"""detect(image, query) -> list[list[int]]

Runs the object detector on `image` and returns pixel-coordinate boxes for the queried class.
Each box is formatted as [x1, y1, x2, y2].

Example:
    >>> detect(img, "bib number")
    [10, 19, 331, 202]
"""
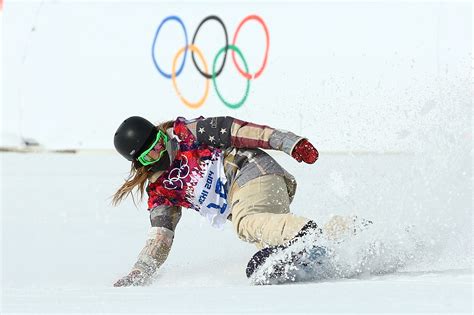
[207, 178, 228, 214]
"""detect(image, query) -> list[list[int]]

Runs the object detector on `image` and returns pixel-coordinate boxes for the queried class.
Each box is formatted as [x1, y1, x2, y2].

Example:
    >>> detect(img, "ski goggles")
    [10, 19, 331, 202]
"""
[137, 130, 169, 166]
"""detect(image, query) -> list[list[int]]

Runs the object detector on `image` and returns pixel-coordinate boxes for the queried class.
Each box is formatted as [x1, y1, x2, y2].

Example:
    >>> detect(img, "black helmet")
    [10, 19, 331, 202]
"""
[114, 116, 157, 161]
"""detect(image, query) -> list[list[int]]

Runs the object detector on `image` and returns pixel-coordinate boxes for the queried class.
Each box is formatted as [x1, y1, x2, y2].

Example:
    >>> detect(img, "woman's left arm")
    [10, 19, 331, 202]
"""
[186, 116, 318, 164]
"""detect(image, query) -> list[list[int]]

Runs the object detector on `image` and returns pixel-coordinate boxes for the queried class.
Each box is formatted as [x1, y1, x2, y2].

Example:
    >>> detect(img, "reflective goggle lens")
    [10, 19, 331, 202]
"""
[137, 130, 168, 166]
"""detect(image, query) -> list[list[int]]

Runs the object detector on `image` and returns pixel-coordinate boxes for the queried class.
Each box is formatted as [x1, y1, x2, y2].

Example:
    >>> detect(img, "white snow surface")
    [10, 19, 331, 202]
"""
[1, 152, 472, 313]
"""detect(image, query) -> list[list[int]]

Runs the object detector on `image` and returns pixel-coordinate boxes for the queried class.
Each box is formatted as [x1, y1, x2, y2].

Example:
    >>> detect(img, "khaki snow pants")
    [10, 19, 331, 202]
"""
[229, 174, 310, 249]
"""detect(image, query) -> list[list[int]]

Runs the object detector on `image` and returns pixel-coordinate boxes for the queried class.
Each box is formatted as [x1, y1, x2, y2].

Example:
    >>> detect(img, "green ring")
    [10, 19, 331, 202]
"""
[212, 45, 250, 109]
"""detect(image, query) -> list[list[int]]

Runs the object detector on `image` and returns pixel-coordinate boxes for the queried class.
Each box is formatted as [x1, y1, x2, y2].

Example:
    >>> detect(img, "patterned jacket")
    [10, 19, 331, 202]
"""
[132, 116, 306, 277]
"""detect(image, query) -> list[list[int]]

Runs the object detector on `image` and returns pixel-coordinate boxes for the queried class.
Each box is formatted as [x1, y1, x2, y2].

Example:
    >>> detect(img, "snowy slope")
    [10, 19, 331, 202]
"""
[1, 152, 472, 313]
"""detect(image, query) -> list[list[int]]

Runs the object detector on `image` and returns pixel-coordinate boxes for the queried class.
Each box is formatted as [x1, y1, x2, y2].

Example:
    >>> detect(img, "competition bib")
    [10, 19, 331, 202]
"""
[191, 151, 230, 228]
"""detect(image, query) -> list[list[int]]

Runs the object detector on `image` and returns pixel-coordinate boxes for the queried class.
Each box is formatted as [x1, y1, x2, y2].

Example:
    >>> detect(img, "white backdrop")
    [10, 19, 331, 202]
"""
[2, 0, 471, 153]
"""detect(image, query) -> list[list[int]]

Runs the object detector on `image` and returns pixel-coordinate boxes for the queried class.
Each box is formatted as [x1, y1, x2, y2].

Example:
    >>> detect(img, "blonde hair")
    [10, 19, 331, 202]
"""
[112, 120, 174, 206]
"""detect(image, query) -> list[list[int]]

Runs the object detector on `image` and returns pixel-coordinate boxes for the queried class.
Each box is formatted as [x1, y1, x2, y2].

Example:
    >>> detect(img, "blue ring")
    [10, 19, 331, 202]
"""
[151, 16, 188, 79]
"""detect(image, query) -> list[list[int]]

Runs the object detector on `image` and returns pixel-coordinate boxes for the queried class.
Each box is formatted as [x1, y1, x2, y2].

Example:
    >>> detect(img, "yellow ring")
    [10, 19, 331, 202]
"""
[172, 44, 209, 109]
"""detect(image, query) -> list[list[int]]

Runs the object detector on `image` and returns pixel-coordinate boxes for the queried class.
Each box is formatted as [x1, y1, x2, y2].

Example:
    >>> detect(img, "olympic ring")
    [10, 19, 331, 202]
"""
[232, 15, 270, 80]
[164, 156, 190, 190]
[191, 15, 228, 79]
[151, 14, 270, 109]
[212, 45, 250, 109]
[151, 15, 188, 79]
[172, 45, 210, 109]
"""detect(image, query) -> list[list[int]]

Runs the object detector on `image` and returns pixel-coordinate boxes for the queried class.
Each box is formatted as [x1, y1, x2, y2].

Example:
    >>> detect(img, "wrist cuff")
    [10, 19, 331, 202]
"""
[133, 258, 156, 277]
[269, 129, 305, 155]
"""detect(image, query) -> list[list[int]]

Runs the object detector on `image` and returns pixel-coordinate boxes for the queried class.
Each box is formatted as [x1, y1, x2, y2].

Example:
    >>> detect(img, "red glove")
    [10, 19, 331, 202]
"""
[291, 139, 318, 164]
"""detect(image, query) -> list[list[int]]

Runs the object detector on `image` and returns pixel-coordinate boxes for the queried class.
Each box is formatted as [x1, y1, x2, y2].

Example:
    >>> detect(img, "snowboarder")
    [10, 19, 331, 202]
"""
[112, 116, 348, 286]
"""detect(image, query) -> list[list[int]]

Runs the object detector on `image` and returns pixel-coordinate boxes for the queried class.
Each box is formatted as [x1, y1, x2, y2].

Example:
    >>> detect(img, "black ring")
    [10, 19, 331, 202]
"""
[191, 15, 228, 79]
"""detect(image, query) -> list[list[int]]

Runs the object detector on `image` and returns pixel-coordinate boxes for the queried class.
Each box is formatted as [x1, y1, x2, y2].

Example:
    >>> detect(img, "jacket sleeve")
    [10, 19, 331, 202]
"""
[186, 116, 306, 156]
[130, 206, 182, 277]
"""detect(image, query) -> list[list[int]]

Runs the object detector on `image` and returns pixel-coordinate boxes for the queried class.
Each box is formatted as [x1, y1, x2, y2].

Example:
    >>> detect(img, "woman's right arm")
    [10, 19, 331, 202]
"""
[113, 206, 182, 287]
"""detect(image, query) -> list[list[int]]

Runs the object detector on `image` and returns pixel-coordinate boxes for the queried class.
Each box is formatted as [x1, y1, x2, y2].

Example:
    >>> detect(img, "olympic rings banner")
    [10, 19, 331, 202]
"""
[151, 15, 270, 109]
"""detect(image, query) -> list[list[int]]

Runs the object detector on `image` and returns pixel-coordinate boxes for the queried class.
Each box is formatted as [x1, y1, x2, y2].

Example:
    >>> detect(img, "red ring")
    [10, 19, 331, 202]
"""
[231, 15, 270, 80]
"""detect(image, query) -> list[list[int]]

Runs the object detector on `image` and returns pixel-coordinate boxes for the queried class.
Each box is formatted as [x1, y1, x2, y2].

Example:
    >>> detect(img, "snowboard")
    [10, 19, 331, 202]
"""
[246, 216, 374, 285]
[246, 239, 329, 285]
